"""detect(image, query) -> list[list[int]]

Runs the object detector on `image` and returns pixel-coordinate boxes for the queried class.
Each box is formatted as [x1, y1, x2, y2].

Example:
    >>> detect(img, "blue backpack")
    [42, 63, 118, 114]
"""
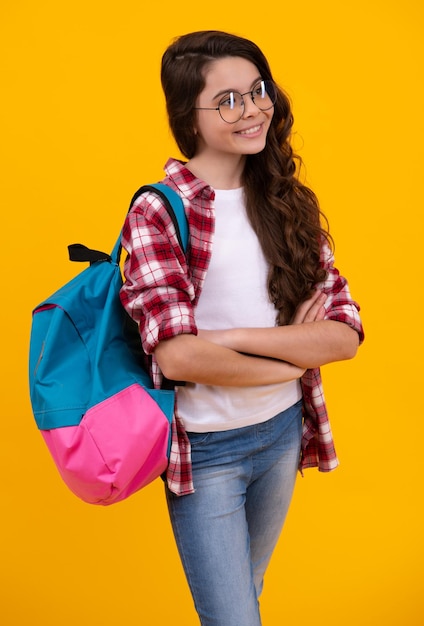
[28, 184, 188, 505]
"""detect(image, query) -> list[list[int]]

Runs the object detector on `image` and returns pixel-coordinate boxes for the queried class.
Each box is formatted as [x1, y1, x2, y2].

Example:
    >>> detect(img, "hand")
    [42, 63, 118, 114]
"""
[291, 290, 327, 325]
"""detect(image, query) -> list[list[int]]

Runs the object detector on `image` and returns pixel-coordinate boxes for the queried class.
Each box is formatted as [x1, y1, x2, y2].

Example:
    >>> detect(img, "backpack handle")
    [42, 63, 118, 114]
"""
[68, 184, 189, 266]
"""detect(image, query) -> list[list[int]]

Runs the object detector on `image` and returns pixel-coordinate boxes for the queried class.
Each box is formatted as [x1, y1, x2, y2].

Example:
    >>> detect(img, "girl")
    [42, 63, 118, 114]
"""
[120, 30, 364, 626]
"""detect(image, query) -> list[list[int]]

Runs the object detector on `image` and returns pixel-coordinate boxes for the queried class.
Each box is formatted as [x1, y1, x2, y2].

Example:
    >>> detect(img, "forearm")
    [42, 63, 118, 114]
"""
[154, 333, 305, 387]
[202, 320, 359, 369]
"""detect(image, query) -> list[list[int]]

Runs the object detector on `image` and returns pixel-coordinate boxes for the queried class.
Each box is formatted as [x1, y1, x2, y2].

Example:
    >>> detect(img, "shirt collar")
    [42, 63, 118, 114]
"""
[164, 158, 215, 201]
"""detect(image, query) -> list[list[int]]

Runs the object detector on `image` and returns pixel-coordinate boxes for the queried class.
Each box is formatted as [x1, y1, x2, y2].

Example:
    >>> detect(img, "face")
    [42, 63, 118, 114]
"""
[193, 56, 274, 164]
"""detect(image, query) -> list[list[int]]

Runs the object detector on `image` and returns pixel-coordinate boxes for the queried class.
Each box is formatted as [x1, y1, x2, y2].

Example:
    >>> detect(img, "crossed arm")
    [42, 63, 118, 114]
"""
[154, 290, 359, 387]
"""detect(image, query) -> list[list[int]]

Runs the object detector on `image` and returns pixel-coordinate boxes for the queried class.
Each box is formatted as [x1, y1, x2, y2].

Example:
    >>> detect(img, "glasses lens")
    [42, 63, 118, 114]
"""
[218, 91, 244, 123]
[253, 80, 277, 110]
[217, 81, 277, 123]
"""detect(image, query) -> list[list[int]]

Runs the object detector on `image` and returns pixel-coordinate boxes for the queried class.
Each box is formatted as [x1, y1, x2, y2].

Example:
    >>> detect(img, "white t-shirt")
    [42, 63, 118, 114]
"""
[176, 187, 301, 432]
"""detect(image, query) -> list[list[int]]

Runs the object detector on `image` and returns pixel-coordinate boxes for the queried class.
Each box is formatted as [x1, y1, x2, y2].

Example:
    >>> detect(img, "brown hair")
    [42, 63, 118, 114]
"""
[161, 30, 332, 324]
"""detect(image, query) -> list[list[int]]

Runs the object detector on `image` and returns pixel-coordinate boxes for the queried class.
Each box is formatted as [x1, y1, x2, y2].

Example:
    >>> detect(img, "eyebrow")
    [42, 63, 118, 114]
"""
[212, 76, 263, 100]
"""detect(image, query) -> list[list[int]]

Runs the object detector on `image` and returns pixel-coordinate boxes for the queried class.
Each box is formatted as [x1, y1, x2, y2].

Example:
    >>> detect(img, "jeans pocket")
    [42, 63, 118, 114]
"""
[187, 431, 212, 448]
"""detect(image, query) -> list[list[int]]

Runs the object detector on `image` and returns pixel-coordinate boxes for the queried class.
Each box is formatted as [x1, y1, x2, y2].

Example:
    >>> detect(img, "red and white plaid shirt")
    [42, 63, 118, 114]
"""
[120, 158, 364, 495]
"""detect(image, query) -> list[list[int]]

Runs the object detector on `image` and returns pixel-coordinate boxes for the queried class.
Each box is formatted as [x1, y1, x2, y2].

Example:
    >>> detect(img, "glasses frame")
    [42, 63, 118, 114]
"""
[194, 80, 277, 124]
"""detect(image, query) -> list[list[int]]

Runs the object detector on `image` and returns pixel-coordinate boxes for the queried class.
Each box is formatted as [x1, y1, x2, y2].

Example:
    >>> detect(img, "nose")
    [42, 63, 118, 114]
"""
[241, 94, 261, 118]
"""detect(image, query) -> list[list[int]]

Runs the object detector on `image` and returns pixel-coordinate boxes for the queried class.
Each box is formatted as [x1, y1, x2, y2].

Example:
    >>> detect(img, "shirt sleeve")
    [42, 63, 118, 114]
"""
[119, 194, 197, 355]
[319, 242, 365, 344]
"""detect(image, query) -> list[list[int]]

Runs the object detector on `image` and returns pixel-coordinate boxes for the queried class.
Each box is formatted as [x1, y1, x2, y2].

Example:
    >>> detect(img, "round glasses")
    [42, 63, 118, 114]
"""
[194, 80, 277, 124]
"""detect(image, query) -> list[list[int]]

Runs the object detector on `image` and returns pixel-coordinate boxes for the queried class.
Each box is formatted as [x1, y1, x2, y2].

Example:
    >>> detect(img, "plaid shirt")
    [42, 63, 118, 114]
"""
[120, 158, 364, 495]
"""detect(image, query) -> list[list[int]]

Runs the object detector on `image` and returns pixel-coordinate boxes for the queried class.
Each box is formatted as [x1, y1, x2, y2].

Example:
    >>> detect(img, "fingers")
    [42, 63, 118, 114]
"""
[304, 290, 327, 322]
[292, 290, 327, 324]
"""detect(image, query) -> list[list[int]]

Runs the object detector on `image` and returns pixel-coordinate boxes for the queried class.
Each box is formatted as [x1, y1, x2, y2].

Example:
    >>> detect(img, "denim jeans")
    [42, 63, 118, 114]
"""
[165, 399, 303, 626]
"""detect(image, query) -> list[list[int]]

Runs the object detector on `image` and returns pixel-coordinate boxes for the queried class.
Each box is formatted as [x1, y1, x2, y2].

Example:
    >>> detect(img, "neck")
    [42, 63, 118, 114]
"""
[187, 153, 245, 190]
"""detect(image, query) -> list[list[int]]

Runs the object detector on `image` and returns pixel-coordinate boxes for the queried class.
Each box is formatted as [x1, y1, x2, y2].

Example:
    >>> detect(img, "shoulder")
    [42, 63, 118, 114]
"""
[126, 186, 181, 240]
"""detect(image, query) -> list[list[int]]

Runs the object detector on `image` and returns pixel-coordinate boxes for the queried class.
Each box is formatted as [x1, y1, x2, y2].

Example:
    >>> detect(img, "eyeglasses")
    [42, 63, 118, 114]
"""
[194, 80, 277, 124]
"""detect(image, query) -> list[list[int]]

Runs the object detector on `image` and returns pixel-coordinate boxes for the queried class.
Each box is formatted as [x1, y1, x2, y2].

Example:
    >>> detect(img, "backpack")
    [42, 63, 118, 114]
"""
[28, 184, 189, 506]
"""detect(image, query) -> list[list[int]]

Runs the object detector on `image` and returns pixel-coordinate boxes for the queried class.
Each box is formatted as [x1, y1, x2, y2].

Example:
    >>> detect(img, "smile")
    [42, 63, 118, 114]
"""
[236, 124, 262, 136]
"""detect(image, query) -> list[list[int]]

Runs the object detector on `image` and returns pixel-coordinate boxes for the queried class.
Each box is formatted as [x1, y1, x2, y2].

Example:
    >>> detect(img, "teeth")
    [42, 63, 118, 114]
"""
[239, 125, 261, 135]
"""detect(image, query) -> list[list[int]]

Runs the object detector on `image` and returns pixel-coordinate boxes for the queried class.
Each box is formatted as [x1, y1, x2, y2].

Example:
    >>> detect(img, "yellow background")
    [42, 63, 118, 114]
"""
[1, 1, 423, 624]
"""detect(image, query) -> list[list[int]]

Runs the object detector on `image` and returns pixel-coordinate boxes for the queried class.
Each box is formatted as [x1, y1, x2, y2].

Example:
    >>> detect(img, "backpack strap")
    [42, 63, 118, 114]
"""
[125, 184, 190, 390]
[68, 183, 189, 266]
[137, 184, 189, 253]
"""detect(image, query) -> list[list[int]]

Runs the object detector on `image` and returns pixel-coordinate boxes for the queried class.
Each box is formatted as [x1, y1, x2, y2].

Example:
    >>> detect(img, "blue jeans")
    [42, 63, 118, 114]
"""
[165, 399, 303, 626]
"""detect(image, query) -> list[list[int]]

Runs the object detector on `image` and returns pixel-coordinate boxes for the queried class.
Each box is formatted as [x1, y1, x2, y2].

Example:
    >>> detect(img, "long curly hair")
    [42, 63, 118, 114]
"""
[161, 30, 332, 324]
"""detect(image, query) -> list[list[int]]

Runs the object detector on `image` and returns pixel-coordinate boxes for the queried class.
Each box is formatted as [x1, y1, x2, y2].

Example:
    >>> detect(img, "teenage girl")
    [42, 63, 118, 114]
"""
[120, 30, 364, 626]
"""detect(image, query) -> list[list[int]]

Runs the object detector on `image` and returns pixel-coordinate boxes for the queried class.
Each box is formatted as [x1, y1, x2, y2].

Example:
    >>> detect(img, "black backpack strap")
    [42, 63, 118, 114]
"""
[131, 185, 189, 390]
[129, 184, 188, 252]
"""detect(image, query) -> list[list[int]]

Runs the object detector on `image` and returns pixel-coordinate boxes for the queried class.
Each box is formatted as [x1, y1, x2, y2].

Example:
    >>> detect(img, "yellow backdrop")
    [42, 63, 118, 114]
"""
[1, 1, 423, 624]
